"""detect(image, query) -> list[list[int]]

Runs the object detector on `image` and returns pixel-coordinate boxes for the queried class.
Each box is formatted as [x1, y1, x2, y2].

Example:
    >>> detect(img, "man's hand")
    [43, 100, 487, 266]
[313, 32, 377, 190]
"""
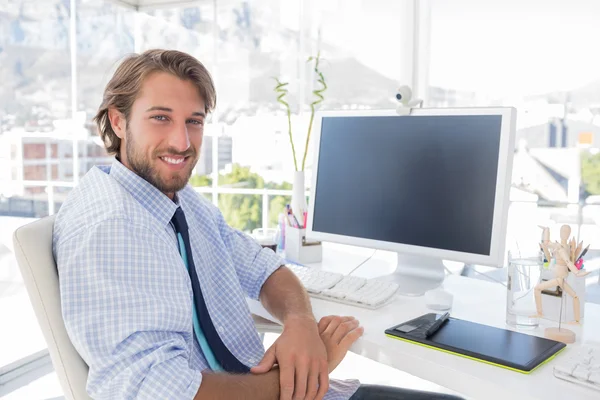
[318, 316, 363, 373]
[251, 314, 329, 400]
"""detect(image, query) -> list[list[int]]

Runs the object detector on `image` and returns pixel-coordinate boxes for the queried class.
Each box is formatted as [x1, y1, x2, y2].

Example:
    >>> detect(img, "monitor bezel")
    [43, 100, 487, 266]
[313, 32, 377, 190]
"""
[306, 107, 516, 267]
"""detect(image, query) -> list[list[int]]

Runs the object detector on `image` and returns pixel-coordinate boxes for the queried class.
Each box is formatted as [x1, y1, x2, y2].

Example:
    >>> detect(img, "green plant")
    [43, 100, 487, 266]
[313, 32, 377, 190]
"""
[273, 51, 327, 171]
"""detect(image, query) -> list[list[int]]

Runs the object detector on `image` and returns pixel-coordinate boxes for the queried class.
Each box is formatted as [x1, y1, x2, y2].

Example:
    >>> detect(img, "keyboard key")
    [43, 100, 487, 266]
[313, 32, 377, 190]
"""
[554, 345, 600, 392]
[573, 366, 590, 381]
[345, 280, 399, 306]
[286, 264, 399, 309]
[321, 276, 367, 299]
[554, 360, 578, 375]
[287, 264, 343, 293]
[321, 290, 349, 299]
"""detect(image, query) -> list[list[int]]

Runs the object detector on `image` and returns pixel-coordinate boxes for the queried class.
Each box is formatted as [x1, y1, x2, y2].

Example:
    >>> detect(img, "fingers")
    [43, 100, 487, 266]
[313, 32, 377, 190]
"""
[292, 358, 308, 400]
[316, 360, 329, 399]
[322, 316, 354, 338]
[318, 315, 356, 334]
[339, 326, 364, 350]
[279, 361, 294, 400]
[332, 319, 360, 345]
[318, 315, 335, 333]
[250, 345, 277, 374]
[305, 361, 320, 400]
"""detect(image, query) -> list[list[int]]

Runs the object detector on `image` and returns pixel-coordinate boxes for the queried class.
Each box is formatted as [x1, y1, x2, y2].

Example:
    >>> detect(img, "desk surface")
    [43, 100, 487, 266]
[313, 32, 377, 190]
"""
[248, 243, 600, 400]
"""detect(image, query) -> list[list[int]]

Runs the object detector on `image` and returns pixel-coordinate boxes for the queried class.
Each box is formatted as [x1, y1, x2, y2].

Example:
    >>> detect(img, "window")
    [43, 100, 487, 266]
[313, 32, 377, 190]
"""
[310, 0, 407, 111]
[23, 165, 47, 181]
[427, 0, 600, 276]
[22, 143, 46, 160]
[50, 143, 58, 158]
[51, 164, 59, 180]
[0, 0, 73, 379]
[185, 0, 413, 231]
[184, 0, 304, 230]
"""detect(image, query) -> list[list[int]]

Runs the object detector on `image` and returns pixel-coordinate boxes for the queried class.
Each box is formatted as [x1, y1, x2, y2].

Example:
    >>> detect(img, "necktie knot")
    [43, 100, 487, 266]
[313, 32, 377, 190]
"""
[171, 207, 189, 234]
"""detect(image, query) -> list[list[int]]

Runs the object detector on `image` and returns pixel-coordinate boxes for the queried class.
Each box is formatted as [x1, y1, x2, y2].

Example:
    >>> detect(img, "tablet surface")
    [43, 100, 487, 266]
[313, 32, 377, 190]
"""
[385, 313, 566, 373]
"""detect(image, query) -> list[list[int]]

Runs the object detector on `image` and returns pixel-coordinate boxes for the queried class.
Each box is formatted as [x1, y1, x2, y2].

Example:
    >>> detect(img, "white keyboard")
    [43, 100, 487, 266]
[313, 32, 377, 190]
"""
[287, 264, 399, 309]
[554, 345, 600, 392]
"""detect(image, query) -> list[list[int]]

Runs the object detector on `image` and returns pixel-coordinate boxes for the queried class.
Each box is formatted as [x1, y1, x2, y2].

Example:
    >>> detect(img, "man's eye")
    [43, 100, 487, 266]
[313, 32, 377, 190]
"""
[152, 115, 168, 121]
[187, 119, 204, 125]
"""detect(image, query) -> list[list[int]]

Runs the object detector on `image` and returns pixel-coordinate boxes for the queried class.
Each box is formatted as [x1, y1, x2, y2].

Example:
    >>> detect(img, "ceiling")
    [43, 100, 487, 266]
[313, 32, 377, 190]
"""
[109, 0, 211, 11]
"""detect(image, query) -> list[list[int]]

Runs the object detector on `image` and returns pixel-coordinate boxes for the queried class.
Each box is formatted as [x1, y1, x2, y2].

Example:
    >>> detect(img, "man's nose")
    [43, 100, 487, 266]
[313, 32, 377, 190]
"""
[168, 122, 191, 152]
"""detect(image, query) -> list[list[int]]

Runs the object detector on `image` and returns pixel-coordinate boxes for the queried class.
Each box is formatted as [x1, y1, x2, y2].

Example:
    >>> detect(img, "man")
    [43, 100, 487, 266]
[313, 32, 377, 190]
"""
[54, 49, 463, 400]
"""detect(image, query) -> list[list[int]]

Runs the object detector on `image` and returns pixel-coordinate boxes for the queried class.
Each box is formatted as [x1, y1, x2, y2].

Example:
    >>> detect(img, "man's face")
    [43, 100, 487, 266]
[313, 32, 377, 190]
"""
[110, 71, 206, 199]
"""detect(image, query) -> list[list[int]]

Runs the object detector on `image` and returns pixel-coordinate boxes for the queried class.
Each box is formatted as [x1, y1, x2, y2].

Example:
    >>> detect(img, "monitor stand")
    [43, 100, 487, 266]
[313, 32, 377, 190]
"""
[383, 253, 446, 296]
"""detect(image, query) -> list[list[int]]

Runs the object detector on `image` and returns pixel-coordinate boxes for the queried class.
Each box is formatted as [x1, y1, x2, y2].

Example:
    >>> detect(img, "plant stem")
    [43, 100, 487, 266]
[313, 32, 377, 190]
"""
[274, 78, 298, 171]
[286, 106, 298, 171]
[301, 53, 326, 171]
[303, 109, 315, 172]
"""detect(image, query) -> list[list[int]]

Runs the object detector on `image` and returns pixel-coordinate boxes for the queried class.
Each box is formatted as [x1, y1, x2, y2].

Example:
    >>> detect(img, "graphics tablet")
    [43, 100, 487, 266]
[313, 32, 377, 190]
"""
[385, 313, 566, 373]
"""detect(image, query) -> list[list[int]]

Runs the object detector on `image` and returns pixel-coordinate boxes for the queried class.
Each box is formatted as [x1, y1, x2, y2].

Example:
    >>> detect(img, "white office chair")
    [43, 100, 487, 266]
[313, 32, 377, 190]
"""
[12, 215, 282, 400]
[13, 215, 91, 400]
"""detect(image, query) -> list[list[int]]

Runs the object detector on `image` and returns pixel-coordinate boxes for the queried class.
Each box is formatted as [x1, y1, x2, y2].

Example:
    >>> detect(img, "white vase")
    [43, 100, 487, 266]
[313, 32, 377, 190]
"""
[291, 170, 307, 227]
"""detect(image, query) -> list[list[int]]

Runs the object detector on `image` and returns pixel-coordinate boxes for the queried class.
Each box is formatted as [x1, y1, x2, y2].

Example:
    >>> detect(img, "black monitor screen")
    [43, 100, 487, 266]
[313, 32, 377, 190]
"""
[312, 114, 503, 256]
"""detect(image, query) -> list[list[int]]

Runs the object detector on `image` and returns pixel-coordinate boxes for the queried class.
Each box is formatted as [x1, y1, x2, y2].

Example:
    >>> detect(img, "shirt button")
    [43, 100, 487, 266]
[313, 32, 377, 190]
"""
[248, 357, 256, 364]
[218, 326, 225, 333]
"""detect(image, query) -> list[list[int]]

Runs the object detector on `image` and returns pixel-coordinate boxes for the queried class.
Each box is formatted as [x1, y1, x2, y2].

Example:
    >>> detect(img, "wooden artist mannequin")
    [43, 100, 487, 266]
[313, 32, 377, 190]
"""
[533, 225, 589, 324]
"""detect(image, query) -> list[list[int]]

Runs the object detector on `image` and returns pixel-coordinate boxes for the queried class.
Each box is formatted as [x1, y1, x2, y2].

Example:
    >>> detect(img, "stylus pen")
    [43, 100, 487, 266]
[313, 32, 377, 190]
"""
[425, 312, 450, 338]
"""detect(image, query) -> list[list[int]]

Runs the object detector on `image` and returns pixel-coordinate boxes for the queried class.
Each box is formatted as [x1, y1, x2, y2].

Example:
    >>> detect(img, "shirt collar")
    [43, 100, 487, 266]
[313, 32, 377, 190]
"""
[109, 158, 179, 227]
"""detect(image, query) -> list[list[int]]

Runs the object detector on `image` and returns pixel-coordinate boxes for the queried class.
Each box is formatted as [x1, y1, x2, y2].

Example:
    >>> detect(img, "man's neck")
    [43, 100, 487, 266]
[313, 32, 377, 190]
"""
[115, 155, 177, 202]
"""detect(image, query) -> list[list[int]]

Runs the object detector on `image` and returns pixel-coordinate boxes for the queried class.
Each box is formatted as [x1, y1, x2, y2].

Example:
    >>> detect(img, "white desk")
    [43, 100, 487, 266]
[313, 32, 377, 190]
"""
[249, 244, 600, 400]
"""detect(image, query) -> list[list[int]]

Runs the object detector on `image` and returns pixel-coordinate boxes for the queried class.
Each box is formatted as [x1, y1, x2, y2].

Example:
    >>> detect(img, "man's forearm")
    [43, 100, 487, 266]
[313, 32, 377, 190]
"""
[259, 265, 313, 323]
[194, 369, 280, 399]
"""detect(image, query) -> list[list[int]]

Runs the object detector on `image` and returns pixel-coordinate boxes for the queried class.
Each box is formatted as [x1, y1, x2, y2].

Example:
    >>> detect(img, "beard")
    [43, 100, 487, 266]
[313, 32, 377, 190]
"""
[125, 125, 199, 194]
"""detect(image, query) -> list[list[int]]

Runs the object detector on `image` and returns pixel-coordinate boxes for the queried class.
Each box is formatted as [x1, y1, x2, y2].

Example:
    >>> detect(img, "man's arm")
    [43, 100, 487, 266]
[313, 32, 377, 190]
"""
[213, 205, 329, 399]
[251, 266, 329, 400]
[56, 219, 205, 399]
[259, 265, 313, 323]
[195, 369, 280, 399]
[195, 314, 364, 400]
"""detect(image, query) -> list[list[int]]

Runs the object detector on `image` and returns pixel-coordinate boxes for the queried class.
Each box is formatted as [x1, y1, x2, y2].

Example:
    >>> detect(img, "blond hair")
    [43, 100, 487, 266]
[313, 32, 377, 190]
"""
[94, 49, 216, 155]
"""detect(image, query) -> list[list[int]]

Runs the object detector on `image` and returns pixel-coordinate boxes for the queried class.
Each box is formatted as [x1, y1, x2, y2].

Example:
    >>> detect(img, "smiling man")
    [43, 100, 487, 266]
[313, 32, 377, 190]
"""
[52, 49, 364, 400]
[52, 49, 464, 400]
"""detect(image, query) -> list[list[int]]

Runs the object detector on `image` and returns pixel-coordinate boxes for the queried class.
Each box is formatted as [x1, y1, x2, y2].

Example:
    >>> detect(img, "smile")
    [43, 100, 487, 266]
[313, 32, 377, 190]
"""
[160, 156, 186, 165]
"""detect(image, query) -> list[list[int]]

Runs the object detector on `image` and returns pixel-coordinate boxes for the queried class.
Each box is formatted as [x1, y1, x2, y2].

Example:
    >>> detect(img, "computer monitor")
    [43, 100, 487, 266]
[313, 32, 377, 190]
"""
[306, 107, 516, 296]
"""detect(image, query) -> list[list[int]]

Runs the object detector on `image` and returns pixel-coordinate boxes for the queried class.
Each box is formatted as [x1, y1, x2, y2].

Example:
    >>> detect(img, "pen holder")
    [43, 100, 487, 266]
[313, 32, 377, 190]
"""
[285, 227, 322, 264]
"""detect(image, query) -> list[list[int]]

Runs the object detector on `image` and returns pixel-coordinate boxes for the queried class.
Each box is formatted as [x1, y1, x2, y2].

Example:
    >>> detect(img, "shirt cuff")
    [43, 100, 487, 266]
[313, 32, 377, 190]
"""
[250, 247, 285, 300]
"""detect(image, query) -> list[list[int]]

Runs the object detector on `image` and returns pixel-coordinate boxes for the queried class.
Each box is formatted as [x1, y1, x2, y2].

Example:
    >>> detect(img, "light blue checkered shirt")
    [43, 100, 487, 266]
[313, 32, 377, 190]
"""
[53, 159, 359, 399]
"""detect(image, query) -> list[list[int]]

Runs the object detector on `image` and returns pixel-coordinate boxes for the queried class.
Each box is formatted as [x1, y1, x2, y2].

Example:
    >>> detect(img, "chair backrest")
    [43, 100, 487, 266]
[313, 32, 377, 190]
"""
[12, 215, 92, 400]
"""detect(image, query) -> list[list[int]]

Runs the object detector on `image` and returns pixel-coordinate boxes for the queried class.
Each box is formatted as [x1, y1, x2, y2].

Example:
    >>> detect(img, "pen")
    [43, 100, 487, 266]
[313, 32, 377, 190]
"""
[286, 214, 295, 227]
[576, 244, 589, 262]
[292, 214, 301, 228]
[425, 312, 450, 338]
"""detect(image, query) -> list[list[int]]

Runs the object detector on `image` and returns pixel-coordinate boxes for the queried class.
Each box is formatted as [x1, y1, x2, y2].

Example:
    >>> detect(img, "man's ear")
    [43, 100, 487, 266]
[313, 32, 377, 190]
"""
[107, 108, 127, 139]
